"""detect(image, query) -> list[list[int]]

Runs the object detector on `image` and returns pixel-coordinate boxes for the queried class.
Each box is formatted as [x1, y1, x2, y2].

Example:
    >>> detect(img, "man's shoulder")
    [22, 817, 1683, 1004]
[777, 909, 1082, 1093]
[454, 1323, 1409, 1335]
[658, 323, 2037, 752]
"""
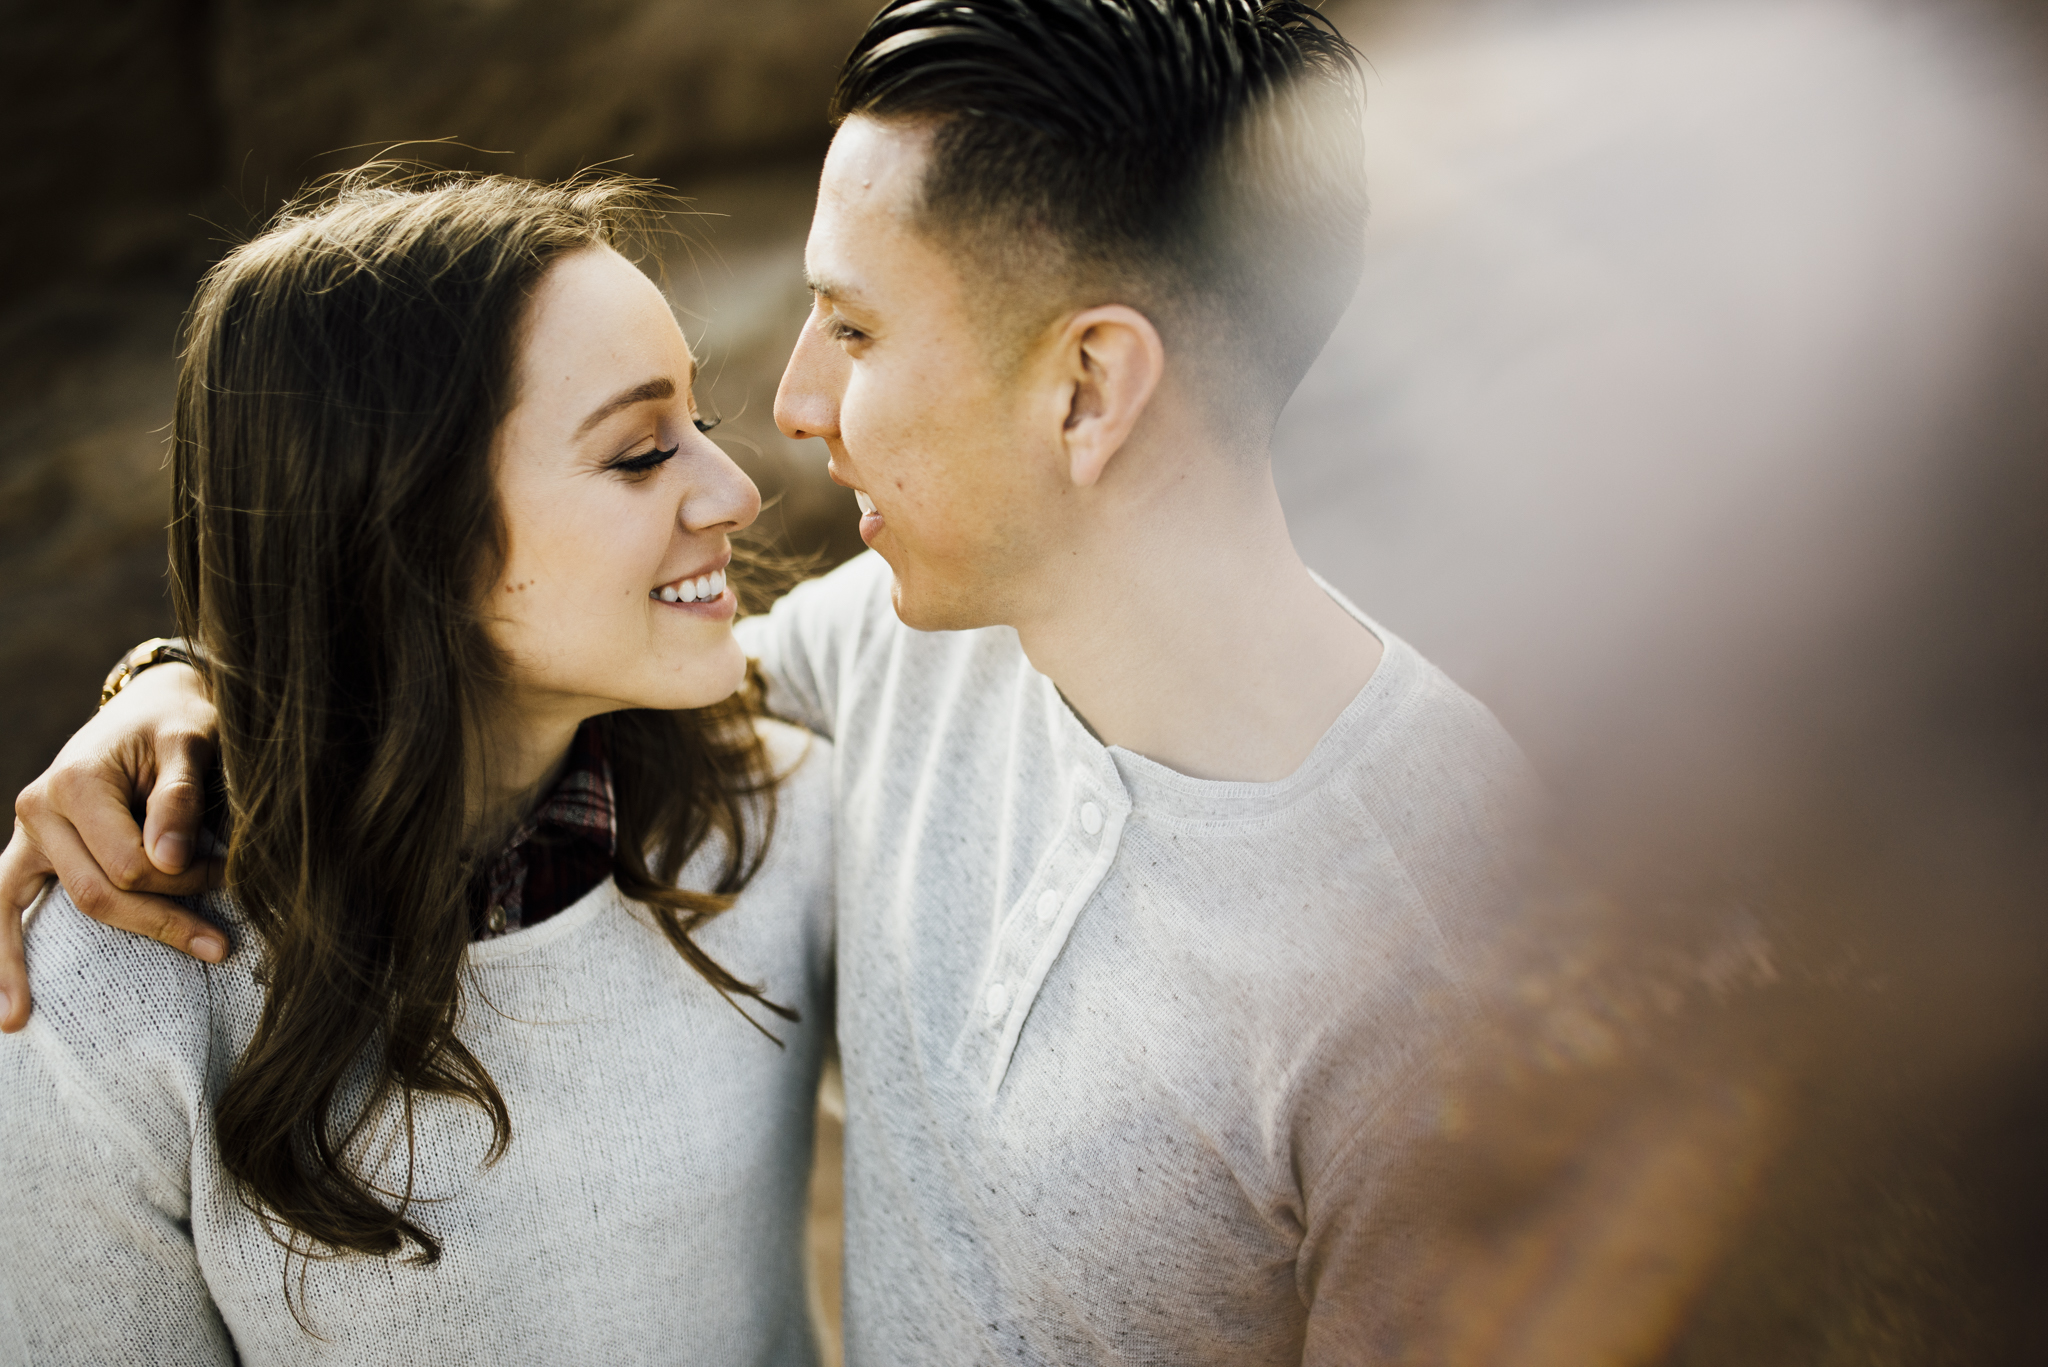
[754, 716, 834, 845]
[740, 551, 896, 652]
[1324, 633, 1542, 968]
[1236, 636, 1540, 963]
[1305, 577, 1536, 817]
[1350, 632, 1535, 806]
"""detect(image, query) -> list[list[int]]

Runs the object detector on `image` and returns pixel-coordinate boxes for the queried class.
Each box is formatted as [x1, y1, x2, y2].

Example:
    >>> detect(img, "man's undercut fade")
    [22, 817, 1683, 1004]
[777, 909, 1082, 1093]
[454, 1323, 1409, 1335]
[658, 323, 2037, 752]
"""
[832, 0, 1368, 425]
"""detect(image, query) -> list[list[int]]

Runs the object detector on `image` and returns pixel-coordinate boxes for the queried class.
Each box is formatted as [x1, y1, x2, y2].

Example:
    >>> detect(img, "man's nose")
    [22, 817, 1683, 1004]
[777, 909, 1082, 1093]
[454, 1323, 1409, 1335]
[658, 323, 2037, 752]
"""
[774, 308, 843, 443]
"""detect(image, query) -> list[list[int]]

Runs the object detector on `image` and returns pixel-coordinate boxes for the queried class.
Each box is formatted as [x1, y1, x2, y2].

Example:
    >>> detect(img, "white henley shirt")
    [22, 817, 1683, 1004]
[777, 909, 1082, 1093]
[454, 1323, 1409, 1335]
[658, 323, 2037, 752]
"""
[738, 552, 1537, 1366]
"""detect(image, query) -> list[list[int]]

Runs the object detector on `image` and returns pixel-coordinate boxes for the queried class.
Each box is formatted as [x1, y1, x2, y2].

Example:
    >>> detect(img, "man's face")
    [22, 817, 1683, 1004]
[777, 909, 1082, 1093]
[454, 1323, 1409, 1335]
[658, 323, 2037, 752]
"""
[775, 117, 1065, 631]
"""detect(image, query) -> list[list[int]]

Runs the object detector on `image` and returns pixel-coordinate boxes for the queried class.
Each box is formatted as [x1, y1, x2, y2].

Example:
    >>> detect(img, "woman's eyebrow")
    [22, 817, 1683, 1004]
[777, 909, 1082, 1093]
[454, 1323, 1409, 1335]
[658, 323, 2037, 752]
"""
[575, 375, 677, 438]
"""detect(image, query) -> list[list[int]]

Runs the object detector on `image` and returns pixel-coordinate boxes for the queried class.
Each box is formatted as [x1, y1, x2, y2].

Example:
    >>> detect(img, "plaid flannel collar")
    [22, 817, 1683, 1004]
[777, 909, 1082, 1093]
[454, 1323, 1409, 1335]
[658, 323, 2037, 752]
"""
[472, 719, 617, 939]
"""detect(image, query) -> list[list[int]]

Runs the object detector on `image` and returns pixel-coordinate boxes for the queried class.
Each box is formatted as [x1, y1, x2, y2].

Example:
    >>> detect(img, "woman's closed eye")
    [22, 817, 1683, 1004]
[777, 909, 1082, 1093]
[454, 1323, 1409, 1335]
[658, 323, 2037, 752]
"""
[607, 444, 679, 477]
[605, 417, 719, 477]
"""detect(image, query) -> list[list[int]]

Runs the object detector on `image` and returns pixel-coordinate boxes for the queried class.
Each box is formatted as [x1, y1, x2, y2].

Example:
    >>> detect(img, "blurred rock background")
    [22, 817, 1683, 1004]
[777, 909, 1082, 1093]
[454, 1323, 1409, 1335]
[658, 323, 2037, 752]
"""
[5, 0, 2047, 1362]
[0, 0, 884, 803]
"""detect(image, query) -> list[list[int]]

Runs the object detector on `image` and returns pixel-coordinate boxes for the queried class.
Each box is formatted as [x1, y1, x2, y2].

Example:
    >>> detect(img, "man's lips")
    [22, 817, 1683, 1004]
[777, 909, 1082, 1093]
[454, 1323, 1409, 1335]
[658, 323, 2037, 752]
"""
[852, 489, 884, 546]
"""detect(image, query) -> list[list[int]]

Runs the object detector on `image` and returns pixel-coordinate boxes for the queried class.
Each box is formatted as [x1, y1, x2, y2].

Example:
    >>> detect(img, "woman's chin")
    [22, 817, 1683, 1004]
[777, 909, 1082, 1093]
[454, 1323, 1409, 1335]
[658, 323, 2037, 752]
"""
[644, 636, 750, 713]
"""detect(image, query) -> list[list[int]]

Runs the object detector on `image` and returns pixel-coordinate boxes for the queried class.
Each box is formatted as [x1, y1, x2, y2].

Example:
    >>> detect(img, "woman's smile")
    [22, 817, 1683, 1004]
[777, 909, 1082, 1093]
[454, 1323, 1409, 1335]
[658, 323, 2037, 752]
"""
[650, 564, 732, 611]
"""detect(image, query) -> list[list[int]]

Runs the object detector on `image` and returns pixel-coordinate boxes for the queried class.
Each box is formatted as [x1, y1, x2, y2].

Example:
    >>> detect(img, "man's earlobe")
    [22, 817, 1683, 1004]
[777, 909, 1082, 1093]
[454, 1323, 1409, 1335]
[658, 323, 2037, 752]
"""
[1060, 305, 1164, 488]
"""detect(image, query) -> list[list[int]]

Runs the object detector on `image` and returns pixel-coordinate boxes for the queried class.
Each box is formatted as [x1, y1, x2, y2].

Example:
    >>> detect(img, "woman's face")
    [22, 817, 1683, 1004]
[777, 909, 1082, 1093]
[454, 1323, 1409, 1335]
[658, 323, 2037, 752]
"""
[487, 246, 760, 730]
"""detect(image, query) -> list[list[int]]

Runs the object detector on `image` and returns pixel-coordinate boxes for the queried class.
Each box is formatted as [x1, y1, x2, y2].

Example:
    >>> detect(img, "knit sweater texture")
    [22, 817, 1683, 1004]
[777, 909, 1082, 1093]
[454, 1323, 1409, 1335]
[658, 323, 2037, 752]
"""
[0, 720, 834, 1366]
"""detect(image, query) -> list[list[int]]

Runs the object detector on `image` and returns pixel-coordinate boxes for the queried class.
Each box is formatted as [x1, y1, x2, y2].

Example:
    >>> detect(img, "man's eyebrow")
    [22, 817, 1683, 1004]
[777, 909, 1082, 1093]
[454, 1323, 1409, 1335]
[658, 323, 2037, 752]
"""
[573, 372, 682, 438]
[806, 272, 863, 304]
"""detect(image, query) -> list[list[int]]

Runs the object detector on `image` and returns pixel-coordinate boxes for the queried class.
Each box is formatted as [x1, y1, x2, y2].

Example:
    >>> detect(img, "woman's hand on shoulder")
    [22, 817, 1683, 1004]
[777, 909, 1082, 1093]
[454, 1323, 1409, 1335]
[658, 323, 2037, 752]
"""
[1, 663, 226, 1032]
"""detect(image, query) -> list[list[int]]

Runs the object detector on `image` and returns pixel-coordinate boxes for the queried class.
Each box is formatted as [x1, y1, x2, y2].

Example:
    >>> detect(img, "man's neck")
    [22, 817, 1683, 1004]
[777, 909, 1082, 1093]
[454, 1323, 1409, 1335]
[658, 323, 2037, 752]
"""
[1011, 455, 1383, 784]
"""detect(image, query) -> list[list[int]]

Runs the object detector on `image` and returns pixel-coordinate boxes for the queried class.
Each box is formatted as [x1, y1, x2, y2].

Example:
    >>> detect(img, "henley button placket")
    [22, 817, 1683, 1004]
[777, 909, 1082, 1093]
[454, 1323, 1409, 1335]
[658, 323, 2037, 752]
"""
[963, 768, 1133, 1093]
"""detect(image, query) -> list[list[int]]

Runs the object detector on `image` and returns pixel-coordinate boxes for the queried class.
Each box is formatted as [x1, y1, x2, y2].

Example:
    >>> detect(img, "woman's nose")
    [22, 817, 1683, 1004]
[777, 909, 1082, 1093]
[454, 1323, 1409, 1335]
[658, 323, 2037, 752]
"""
[679, 434, 762, 535]
[774, 309, 844, 443]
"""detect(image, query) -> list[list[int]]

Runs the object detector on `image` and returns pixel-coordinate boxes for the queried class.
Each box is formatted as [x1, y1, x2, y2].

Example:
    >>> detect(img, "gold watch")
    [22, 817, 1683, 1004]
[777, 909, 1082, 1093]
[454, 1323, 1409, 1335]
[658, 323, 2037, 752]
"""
[98, 637, 202, 709]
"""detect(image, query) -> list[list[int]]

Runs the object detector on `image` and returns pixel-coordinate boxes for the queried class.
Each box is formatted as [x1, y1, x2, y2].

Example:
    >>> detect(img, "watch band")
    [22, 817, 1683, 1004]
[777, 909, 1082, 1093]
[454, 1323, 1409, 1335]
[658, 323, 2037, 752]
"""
[98, 637, 203, 709]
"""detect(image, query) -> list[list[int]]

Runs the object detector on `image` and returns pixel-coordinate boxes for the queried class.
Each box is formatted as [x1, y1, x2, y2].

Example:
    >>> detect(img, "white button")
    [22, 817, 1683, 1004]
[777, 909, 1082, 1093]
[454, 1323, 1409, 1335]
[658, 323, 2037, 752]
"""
[1036, 890, 1061, 922]
[1079, 801, 1104, 835]
[985, 982, 1010, 1018]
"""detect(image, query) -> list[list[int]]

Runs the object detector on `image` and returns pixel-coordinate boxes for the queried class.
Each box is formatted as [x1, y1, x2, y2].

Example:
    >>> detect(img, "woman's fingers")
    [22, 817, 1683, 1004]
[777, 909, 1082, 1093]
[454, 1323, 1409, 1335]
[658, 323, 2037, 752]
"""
[0, 825, 53, 1031]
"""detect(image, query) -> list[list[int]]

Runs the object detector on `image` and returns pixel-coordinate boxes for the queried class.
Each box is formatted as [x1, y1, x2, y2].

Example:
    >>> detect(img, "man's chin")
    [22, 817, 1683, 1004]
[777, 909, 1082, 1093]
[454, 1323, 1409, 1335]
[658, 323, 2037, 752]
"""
[884, 561, 1000, 634]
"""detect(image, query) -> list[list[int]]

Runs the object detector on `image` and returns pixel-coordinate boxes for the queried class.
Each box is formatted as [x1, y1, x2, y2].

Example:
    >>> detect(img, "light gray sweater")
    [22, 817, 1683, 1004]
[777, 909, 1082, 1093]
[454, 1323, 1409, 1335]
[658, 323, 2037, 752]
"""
[0, 720, 834, 1366]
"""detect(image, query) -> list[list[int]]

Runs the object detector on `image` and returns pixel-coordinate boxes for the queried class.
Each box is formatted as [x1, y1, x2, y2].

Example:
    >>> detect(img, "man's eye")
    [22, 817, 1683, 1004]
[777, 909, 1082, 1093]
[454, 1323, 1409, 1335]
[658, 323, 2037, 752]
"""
[609, 444, 678, 476]
[693, 416, 720, 434]
[825, 317, 869, 345]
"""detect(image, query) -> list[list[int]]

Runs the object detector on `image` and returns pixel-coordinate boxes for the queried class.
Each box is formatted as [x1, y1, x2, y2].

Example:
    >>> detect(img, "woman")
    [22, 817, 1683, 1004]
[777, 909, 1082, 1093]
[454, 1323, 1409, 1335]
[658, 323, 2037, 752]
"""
[0, 169, 834, 1363]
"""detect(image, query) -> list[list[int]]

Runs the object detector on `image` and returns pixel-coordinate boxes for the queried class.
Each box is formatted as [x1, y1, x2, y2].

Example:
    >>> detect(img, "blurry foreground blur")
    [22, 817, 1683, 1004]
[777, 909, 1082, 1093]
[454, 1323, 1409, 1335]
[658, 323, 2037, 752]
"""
[3, 0, 2045, 1361]
[1277, 2, 2048, 1360]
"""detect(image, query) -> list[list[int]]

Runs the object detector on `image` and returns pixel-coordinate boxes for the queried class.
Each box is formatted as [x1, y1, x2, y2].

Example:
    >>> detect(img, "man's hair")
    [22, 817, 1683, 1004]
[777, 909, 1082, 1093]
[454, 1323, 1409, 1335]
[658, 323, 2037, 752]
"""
[832, 0, 1368, 424]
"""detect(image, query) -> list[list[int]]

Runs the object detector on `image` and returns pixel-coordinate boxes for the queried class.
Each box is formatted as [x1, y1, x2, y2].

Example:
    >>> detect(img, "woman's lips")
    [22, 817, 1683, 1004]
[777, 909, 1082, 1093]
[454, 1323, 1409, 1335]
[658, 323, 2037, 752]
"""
[854, 489, 883, 545]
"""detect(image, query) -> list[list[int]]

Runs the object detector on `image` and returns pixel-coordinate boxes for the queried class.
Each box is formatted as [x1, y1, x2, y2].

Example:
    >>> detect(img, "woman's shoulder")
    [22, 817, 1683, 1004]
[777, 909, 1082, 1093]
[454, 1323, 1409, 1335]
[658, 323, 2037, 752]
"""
[6, 884, 244, 1166]
[19, 883, 236, 1039]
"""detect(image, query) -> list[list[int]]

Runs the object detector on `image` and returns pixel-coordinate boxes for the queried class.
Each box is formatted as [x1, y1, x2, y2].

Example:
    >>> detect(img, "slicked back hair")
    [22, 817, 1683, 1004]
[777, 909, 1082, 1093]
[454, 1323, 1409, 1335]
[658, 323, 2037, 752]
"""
[831, 0, 1368, 430]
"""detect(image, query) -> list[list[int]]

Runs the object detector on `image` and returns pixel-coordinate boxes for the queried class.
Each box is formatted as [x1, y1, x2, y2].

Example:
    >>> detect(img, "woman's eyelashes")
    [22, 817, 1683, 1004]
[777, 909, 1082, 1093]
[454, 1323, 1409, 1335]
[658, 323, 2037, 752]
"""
[608, 443, 679, 477]
[605, 415, 716, 476]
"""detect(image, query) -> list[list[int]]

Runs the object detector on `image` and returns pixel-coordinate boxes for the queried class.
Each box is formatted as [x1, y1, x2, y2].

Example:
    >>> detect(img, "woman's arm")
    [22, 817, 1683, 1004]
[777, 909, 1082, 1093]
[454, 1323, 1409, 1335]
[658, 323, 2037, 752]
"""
[0, 662, 225, 1031]
[0, 1009, 234, 1363]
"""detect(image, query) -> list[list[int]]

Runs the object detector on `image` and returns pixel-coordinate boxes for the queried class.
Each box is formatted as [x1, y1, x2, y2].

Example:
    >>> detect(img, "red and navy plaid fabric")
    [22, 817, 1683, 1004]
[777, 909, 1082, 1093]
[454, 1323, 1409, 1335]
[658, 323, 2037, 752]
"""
[471, 720, 617, 939]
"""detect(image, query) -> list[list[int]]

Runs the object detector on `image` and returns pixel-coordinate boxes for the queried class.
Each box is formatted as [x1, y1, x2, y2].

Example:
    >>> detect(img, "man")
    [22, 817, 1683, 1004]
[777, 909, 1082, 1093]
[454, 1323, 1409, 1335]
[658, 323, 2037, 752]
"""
[3, 2, 1533, 1360]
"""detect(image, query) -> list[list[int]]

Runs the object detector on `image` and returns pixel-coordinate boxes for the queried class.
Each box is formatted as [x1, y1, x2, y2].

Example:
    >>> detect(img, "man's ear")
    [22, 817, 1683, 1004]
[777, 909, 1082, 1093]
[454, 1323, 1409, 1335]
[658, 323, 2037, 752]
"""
[1057, 305, 1164, 488]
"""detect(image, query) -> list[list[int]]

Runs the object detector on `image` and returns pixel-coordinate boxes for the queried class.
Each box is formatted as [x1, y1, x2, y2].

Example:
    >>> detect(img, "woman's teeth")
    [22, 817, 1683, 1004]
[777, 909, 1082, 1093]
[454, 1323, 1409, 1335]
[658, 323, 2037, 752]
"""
[854, 490, 876, 516]
[652, 568, 726, 604]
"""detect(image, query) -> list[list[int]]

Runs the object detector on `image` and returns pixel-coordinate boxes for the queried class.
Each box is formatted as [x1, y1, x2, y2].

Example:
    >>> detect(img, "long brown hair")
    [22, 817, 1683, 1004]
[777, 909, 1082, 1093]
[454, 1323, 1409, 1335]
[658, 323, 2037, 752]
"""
[168, 167, 785, 1267]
